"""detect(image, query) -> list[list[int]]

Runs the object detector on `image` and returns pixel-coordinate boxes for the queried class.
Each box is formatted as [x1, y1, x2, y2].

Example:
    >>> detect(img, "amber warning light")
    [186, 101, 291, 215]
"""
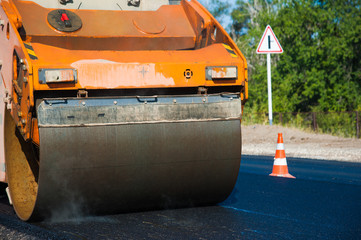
[39, 69, 77, 84]
[206, 66, 237, 80]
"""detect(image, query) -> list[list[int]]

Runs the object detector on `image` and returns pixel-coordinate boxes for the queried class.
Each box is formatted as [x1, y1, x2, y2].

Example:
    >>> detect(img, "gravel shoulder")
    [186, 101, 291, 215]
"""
[242, 124, 361, 163]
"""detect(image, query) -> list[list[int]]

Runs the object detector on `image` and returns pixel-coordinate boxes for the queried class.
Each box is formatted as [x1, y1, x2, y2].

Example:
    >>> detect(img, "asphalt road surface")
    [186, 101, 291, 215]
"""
[0, 155, 360, 240]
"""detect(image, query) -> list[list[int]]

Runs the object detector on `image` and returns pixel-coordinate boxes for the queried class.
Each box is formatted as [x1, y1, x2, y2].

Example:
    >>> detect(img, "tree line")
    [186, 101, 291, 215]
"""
[208, 0, 361, 113]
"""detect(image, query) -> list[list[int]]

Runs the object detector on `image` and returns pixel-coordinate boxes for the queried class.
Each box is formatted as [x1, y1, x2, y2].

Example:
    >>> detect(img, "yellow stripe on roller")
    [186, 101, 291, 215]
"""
[222, 44, 233, 51]
[222, 44, 238, 58]
[26, 49, 36, 56]
[24, 43, 38, 60]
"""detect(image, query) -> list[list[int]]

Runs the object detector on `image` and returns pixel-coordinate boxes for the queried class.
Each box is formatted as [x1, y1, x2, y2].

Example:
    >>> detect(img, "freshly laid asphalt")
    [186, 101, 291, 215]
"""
[1, 155, 360, 240]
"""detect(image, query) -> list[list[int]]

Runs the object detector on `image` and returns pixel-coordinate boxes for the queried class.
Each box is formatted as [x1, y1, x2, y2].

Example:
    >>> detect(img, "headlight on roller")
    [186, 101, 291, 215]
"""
[38, 69, 77, 84]
[206, 66, 237, 80]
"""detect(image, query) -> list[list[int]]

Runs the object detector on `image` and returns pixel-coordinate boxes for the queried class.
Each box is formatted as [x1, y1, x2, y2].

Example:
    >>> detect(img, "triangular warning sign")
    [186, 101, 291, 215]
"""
[256, 25, 283, 54]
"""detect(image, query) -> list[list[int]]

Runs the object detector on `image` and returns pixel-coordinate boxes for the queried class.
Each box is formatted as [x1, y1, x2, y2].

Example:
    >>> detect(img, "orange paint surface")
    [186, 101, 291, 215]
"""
[31, 118, 39, 146]
[30, 43, 245, 90]
[0, 0, 248, 146]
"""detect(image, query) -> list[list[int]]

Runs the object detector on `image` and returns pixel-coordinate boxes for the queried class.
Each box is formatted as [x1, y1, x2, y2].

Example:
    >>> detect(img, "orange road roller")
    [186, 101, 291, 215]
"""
[0, 0, 248, 221]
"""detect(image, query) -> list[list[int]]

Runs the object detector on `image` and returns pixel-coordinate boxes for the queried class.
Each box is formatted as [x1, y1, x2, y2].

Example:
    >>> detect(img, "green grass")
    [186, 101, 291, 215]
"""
[242, 109, 360, 138]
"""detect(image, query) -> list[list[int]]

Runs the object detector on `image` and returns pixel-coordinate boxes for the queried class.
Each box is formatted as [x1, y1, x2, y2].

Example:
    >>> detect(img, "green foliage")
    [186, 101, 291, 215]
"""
[230, 0, 361, 113]
[242, 110, 360, 138]
[316, 112, 358, 137]
[206, 0, 361, 137]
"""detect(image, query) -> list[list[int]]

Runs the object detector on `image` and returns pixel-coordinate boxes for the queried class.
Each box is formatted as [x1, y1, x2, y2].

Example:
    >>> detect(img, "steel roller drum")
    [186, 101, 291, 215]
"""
[28, 94, 242, 220]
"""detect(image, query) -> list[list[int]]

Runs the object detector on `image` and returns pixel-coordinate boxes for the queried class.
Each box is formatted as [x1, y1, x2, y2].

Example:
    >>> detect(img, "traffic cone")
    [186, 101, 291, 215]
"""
[269, 133, 295, 178]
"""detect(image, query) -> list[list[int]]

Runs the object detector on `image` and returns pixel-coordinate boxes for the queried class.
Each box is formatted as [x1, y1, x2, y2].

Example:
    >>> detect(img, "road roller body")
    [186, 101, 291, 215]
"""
[0, 0, 248, 221]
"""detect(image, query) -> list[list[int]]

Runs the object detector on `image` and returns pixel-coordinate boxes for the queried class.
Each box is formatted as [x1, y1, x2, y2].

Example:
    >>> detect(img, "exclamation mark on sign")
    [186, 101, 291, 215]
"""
[268, 35, 271, 49]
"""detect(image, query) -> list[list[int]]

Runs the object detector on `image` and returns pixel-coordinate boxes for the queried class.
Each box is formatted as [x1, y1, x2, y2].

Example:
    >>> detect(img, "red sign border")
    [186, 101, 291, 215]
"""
[256, 25, 283, 54]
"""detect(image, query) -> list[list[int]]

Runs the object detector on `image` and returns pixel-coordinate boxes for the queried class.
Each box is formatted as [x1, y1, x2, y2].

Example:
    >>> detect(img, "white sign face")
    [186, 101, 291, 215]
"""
[256, 25, 283, 54]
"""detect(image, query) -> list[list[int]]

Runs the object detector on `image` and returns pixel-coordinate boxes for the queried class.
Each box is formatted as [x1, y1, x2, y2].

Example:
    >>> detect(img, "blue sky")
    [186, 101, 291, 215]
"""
[197, 0, 237, 29]
[198, 0, 237, 7]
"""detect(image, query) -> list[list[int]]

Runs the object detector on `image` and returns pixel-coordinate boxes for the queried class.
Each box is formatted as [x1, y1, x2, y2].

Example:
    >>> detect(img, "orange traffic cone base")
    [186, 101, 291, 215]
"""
[269, 172, 296, 179]
[270, 164, 295, 178]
